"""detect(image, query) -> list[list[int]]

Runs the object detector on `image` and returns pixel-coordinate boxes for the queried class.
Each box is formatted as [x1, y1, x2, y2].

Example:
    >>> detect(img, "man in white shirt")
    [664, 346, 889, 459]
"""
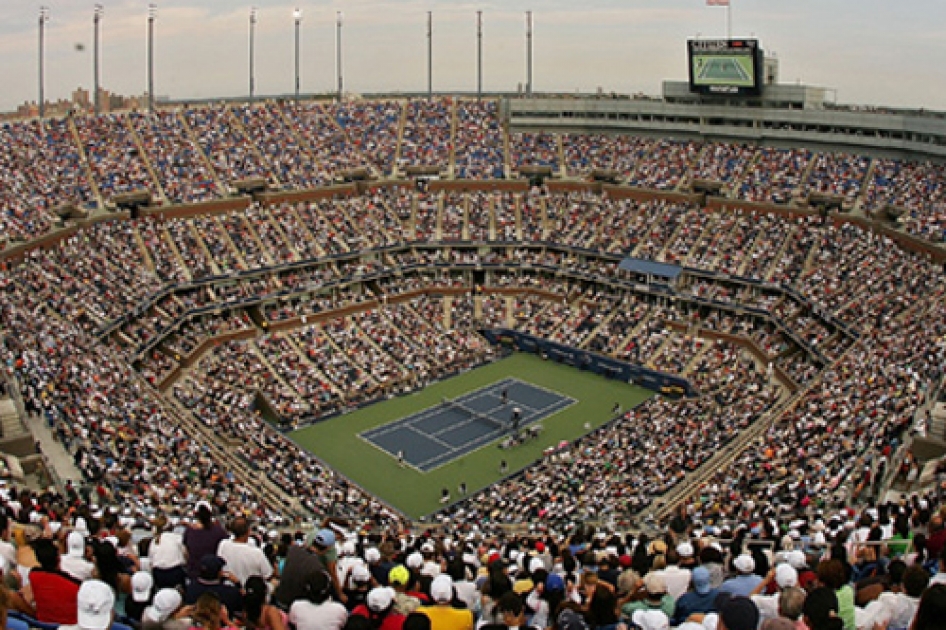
[60, 531, 95, 582]
[655, 547, 693, 600]
[216, 516, 273, 587]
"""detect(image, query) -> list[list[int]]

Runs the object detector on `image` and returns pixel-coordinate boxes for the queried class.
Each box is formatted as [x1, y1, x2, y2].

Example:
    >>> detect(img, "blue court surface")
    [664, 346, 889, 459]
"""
[359, 378, 575, 472]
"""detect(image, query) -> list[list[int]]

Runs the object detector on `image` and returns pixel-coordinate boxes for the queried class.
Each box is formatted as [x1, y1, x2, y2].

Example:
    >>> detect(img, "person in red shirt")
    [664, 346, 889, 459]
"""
[352, 587, 406, 630]
[27, 538, 82, 624]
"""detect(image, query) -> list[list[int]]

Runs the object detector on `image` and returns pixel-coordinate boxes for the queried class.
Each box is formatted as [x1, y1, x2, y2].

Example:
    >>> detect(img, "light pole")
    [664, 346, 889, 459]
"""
[427, 11, 432, 100]
[147, 4, 156, 112]
[293, 7, 302, 101]
[336, 11, 343, 101]
[249, 7, 257, 100]
[94, 4, 103, 115]
[476, 11, 482, 99]
[525, 10, 533, 97]
[38, 6, 49, 118]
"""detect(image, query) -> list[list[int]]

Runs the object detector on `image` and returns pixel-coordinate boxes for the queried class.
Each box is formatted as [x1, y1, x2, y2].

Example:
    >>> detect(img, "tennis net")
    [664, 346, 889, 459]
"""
[442, 398, 506, 432]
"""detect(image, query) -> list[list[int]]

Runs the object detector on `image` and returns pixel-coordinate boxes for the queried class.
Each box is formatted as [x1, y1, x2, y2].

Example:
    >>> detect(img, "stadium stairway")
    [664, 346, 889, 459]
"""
[176, 110, 228, 196]
[65, 117, 106, 211]
[123, 115, 168, 205]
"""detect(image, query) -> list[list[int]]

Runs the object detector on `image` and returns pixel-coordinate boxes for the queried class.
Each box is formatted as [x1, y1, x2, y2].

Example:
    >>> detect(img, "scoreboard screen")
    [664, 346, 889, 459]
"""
[688, 39, 763, 96]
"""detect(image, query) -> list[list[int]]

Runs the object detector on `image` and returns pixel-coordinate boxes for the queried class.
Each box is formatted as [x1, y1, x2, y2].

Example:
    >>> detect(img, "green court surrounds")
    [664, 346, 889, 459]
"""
[693, 53, 755, 86]
[289, 352, 654, 519]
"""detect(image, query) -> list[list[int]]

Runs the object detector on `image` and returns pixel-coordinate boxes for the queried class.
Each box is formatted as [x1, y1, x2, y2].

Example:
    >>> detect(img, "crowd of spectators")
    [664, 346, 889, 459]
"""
[0, 102, 944, 597]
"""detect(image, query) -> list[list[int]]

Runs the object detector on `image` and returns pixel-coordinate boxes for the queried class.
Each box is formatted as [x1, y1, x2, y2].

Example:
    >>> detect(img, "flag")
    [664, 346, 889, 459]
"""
[707, 0, 729, 5]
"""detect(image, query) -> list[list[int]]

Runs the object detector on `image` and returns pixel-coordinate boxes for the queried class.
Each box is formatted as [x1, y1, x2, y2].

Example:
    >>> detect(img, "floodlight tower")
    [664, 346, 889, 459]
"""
[147, 4, 157, 112]
[293, 7, 302, 100]
[94, 5, 104, 115]
[249, 7, 258, 100]
[38, 6, 49, 118]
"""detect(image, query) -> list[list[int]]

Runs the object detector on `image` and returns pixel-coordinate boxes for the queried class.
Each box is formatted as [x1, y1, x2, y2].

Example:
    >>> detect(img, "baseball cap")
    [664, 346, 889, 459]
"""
[406, 552, 424, 569]
[389, 565, 410, 586]
[352, 565, 371, 583]
[77, 580, 115, 630]
[367, 587, 395, 612]
[632, 610, 670, 630]
[199, 554, 225, 577]
[720, 597, 760, 630]
[131, 571, 153, 603]
[677, 542, 695, 558]
[430, 574, 453, 603]
[67, 531, 86, 557]
[365, 548, 381, 563]
[691, 566, 711, 595]
[311, 528, 336, 548]
[143, 588, 182, 623]
[546, 573, 565, 591]
[733, 554, 755, 574]
[644, 572, 667, 595]
[775, 564, 798, 589]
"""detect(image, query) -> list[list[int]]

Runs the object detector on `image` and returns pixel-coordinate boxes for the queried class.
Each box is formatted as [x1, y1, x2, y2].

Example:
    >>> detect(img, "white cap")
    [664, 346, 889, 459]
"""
[632, 610, 670, 630]
[368, 587, 395, 612]
[67, 531, 86, 557]
[430, 574, 453, 603]
[77, 580, 115, 630]
[676, 542, 694, 558]
[352, 565, 371, 582]
[406, 552, 423, 569]
[131, 571, 153, 603]
[733, 554, 755, 573]
[775, 564, 798, 589]
[143, 589, 182, 623]
[365, 548, 381, 563]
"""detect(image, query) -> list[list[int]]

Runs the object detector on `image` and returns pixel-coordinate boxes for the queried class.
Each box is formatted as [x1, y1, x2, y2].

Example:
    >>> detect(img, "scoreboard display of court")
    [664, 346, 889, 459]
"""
[688, 39, 763, 96]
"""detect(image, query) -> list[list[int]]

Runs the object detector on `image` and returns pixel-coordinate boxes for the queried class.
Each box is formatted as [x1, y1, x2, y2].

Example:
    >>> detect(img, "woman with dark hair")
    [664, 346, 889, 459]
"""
[183, 502, 228, 582]
[585, 584, 621, 630]
[479, 561, 513, 627]
[815, 559, 854, 630]
[912, 583, 946, 630]
[803, 587, 843, 630]
[289, 570, 348, 630]
[92, 539, 132, 598]
[243, 576, 287, 630]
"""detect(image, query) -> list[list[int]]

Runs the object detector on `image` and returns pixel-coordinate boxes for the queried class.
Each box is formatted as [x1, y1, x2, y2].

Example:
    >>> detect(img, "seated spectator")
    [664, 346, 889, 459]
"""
[803, 588, 844, 630]
[184, 555, 243, 619]
[621, 573, 674, 619]
[673, 567, 720, 625]
[243, 576, 287, 630]
[351, 586, 405, 630]
[61, 531, 94, 582]
[417, 575, 472, 630]
[58, 580, 115, 630]
[289, 570, 348, 630]
[720, 555, 762, 597]
[26, 538, 81, 624]
[718, 597, 760, 630]
[141, 588, 188, 630]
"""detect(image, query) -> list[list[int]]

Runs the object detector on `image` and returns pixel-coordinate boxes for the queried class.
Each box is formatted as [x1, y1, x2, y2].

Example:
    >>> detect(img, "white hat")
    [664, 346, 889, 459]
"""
[406, 552, 423, 569]
[342, 541, 356, 555]
[143, 588, 182, 623]
[775, 564, 798, 588]
[676, 542, 694, 558]
[632, 610, 670, 630]
[365, 548, 381, 563]
[430, 574, 453, 603]
[352, 565, 371, 583]
[786, 550, 806, 569]
[367, 587, 395, 612]
[74, 517, 89, 535]
[77, 580, 115, 630]
[131, 571, 153, 603]
[733, 554, 755, 574]
[529, 557, 544, 574]
[421, 542, 435, 553]
[67, 531, 86, 557]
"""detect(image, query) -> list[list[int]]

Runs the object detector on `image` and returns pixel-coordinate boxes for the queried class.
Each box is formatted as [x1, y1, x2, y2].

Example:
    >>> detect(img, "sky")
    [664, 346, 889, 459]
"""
[0, 0, 944, 113]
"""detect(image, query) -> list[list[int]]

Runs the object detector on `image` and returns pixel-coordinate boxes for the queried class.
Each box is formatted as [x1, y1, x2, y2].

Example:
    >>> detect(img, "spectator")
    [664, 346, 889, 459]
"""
[184, 555, 243, 619]
[289, 570, 349, 630]
[148, 515, 187, 591]
[142, 588, 188, 630]
[58, 580, 115, 630]
[184, 502, 229, 582]
[217, 516, 273, 587]
[417, 575, 472, 630]
[720, 555, 762, 597]
[26, 538, 80, 625]
[351, 586, 405, 630]
[673, 567, 720, 625]
[243, 576, 287, 630]
[803, 588, 844, 630]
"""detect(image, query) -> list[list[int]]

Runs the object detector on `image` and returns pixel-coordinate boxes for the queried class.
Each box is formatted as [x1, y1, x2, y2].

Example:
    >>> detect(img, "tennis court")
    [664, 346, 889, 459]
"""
[695, 55, 752, 84]
[360, 378, 574, 472]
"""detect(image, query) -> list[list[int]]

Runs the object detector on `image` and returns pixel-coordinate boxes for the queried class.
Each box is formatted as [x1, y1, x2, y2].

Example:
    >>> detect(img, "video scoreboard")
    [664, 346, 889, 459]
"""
[688, 39, 763, 96]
